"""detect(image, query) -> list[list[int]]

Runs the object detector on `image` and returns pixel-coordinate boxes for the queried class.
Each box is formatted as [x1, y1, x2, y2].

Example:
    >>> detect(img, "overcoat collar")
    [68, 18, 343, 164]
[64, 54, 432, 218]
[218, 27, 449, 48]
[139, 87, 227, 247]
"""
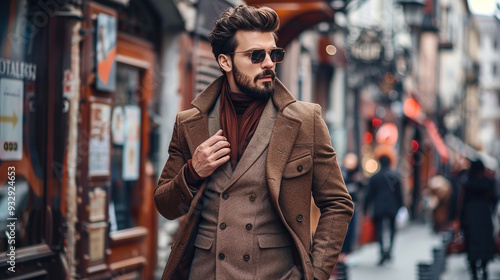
[186, 76, 302, 206]
[208, 97, 277, 187]
[191, 76, 297, 113]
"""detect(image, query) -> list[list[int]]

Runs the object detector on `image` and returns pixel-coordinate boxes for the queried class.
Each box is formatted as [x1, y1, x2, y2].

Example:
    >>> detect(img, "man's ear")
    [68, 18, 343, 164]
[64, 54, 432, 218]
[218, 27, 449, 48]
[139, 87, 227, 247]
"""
[218, 54, 232, 73]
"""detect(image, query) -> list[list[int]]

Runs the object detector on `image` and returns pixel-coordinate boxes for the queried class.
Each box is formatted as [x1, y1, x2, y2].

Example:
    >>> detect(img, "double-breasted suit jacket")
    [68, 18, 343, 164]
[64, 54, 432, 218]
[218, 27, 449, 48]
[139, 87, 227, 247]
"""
[154, 76, 354, 280]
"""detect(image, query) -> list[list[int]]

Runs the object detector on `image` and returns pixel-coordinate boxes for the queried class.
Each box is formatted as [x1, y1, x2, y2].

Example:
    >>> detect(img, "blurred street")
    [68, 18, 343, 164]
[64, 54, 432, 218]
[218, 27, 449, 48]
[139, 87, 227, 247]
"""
[345, 222, 500, 280]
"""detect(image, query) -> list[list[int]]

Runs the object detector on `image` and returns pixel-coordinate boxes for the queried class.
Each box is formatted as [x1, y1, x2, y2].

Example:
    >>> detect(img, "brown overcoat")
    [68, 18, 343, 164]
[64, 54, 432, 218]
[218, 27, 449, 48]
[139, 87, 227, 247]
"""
[154, 76, 354, 280]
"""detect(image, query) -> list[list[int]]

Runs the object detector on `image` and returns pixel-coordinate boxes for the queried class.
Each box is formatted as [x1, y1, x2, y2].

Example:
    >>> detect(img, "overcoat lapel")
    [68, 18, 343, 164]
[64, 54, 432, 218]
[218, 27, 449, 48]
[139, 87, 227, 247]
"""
[181, 115, 210, 156]
[266, 112, 301, 207]
[224, 98, 277, 189]
[208, 97, 233, 178]
[208, 98, 221, 137]
[265, 79, 301, 208]
[183, 77, 224, 156]
[183, 75, 301, 203]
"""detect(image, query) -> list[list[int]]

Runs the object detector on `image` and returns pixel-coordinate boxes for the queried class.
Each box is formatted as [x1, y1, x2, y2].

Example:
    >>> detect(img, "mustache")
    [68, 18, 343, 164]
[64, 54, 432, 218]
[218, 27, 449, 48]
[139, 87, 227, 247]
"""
[254, 70, 276, 82]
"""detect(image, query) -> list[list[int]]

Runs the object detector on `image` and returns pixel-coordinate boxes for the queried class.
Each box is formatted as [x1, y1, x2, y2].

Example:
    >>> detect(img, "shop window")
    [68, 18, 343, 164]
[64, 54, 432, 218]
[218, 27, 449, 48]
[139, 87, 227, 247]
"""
[0, 0, 45, 251]
[0, 179, 43, 251]
[109, 63, 142, 231]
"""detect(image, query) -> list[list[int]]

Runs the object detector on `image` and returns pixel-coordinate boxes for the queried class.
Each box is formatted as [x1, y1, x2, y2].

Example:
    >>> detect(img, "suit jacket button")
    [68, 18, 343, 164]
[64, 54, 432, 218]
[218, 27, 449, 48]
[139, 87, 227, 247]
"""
[220, 222, 227, 230]
[218, 253, 225, 260]
[222, 193, 229, 200]
[181, 193, 186, 200]
[245, 223, 253, 230]
[296, 214, 303, 222]
[243, 254, 250, 262]
[297, 165, 303, 172]
[249, 194, 256, 202]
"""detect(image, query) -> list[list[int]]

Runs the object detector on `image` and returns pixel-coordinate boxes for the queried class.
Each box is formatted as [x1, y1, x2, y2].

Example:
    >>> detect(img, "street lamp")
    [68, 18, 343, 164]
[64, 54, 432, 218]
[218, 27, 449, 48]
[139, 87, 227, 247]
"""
[397, 0, 425, 28]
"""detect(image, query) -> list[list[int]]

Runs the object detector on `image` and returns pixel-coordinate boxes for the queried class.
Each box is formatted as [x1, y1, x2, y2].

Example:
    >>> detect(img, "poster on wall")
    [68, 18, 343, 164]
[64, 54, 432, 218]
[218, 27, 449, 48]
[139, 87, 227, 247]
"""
[96, 13, 117, 92]
[88, 222, 107, 262]
[89, 187, 107, 222]
[111, 106, 125, 145]
[0, 78, 23, 160]
[122, 105, 141, 181]
[89, 103, 111, 177]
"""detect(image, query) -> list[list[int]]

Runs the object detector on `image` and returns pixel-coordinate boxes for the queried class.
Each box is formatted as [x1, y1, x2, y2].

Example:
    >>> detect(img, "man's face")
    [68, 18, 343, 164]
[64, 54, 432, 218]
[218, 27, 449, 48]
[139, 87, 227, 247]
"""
[228, 31, 278, 99]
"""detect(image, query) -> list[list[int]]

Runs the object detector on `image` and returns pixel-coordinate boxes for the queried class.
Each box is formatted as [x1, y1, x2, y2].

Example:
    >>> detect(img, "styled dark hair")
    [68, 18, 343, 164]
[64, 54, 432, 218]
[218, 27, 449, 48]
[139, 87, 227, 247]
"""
[208, 5, 280, 63]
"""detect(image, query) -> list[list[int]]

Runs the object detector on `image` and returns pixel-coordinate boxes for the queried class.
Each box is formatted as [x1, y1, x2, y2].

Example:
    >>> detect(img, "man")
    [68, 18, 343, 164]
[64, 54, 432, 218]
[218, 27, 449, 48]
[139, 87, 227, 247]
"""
[363, 154, 403, 266]
[154, 5, 353, 280]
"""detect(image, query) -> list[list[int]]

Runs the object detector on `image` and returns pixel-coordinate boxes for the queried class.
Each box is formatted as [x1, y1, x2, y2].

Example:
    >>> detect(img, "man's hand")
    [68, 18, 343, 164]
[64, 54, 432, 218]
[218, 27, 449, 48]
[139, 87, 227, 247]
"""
[191, 129, 231, 178]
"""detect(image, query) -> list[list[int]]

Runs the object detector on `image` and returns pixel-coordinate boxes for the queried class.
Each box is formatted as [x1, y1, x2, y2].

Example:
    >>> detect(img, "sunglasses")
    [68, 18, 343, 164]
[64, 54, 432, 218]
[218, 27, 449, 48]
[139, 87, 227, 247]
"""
[229, 48, 285, 64]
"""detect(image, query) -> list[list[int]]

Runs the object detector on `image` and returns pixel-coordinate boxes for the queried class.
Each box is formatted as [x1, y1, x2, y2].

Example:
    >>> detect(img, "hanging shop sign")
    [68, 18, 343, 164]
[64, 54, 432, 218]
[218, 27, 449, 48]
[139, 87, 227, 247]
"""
[89, 103, 111, 177]
[0, 58, 37, 81]
[0, 78, 23, 160]
[350, 29, 384, 64]
[122, 105, 141, 181]
[95, 13, 117, 92]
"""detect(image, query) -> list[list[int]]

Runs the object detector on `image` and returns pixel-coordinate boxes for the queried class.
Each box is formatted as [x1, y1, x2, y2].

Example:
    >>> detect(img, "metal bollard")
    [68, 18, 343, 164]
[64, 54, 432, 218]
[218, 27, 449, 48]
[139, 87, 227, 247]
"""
[432, 246, 446, 275]
[335, 261, 349, 280]
[417, 262, 435, 280]
[441, 230, 454, 247]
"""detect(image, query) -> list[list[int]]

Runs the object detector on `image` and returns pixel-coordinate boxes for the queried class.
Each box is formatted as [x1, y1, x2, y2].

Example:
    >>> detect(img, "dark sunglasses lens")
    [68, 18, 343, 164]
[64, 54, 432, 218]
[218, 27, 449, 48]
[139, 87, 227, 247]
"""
[251, 50, 266, 63]
[270, 49, 284, 62]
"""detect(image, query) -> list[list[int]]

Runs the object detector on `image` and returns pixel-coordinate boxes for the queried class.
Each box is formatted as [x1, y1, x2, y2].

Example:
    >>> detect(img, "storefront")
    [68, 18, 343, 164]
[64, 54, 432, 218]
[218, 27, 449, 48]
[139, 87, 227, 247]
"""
[0, 0, 161, 278]
[0, 0, 66, 278]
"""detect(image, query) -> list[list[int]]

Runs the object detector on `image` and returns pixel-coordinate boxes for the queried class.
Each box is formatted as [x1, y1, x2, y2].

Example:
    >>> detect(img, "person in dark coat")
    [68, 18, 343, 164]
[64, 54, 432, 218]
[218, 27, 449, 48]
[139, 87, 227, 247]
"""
[363, 155, 403, 265]
[448, 156, 469, 222]
[459, 159, 497, 280]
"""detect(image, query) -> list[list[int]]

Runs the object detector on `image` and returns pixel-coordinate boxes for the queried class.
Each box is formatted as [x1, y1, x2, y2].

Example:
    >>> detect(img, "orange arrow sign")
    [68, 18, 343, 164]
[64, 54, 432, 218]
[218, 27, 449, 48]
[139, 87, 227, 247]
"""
[0, 111, 18, 128]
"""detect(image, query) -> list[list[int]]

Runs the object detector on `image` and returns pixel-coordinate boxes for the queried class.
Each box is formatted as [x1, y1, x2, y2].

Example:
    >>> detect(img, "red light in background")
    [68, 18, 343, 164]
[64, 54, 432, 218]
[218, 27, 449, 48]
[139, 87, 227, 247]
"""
[404, 98, 422, 118]
[363, 132, 373, 144]
[411, 140, 419, 152]
[376, 122, 398, 145]
[372, 118, 383, 127]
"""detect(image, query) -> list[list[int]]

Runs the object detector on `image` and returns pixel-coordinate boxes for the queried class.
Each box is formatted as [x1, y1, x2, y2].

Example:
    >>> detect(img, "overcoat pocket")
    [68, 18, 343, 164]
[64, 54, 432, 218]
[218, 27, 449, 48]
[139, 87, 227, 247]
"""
[283, 154, 312, 179]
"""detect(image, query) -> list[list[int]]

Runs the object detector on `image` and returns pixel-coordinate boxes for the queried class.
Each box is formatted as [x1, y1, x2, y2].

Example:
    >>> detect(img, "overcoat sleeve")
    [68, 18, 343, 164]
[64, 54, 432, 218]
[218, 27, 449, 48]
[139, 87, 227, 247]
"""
[310, 105, 354, 280]
[154, 113, 197, 220]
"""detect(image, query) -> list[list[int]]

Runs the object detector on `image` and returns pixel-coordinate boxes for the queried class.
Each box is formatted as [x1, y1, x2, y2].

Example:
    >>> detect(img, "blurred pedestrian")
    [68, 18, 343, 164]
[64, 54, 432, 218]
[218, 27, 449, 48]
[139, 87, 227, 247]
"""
[363, 155, 403, 266]
[448, 156, 469, 222]
[428, 174, 452, 232]
[459, 159, 497, 280]
[341, 153, 363, 255]
[154, 5, 354, 280]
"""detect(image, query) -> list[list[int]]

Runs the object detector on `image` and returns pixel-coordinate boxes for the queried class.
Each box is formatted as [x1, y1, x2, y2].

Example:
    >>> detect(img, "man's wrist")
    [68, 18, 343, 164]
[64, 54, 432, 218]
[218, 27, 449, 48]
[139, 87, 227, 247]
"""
[185, 159, 206, 189]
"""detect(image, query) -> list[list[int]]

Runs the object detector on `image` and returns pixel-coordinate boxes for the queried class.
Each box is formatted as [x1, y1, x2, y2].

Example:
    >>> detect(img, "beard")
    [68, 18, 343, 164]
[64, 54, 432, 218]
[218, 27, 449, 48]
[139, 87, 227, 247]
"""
[233, 64, 275, 100]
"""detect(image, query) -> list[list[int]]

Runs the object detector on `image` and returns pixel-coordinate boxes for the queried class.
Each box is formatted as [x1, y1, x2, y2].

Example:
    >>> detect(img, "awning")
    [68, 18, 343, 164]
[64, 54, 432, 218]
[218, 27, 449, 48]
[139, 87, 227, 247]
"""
[148, 0, 185, 31]
[245, 1, 335, 47]
[445, 134, 499, 171]
[404, 98, 449, 163]
[424, 119, 449, 163]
